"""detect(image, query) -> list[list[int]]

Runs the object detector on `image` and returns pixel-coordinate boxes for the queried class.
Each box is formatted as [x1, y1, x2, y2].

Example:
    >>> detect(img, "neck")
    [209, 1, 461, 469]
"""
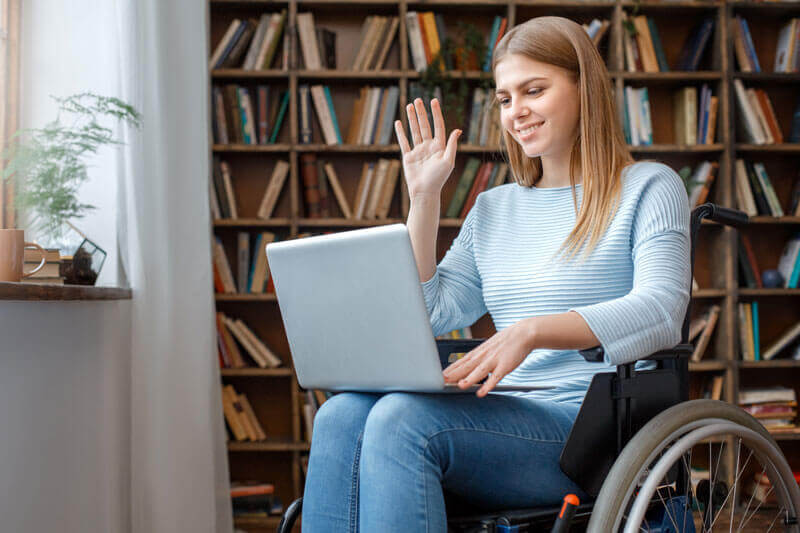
[537, 149, 581, 188]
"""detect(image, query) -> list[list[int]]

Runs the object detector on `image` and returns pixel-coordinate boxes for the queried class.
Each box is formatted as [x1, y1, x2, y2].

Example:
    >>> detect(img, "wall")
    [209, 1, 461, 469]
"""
[0, 300, 131, 532]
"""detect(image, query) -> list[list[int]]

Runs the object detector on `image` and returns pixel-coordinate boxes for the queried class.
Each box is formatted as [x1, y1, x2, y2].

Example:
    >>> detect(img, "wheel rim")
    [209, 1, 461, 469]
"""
[616, 422, 800, 533]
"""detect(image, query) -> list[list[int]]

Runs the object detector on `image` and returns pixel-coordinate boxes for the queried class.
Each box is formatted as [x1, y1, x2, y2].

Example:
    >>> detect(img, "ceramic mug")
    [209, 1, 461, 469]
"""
[0, 229, 47, 282]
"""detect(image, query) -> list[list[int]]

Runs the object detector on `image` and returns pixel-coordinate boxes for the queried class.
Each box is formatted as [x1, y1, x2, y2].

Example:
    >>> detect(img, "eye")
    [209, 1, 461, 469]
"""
[497, 89, 541, 107]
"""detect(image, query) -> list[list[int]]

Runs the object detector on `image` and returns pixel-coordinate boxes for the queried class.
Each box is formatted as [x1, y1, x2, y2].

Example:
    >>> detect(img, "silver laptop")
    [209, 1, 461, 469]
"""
[265, 223, 550, 394]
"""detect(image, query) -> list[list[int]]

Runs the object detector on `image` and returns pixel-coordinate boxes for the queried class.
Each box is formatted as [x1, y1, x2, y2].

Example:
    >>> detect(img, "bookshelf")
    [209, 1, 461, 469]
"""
[208, 0, 800, 529]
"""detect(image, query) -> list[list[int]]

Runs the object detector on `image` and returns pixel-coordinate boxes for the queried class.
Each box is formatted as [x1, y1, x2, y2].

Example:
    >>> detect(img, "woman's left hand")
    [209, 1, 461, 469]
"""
[442, 317, 537, 397]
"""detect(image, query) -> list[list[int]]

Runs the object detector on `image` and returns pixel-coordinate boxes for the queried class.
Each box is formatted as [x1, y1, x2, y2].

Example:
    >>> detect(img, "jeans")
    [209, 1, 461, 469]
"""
[301, 391, 588, 532]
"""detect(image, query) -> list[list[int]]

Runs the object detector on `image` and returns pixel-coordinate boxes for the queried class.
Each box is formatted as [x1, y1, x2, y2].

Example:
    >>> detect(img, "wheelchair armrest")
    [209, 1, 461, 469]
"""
[578, 344, 694, 363]
[435, 338, 484, 368]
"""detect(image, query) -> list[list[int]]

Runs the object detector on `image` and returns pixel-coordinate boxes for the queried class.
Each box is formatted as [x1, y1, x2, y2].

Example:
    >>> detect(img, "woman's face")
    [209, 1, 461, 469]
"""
[494, 54, 581, 159]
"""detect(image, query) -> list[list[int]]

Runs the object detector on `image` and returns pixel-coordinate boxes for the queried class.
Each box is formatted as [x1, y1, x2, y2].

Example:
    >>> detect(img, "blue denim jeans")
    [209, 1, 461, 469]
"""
[301, 391, 588, 532]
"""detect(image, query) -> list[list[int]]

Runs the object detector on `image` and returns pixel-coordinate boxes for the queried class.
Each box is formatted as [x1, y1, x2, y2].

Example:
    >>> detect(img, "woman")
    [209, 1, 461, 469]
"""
[301, 16, 691, 532]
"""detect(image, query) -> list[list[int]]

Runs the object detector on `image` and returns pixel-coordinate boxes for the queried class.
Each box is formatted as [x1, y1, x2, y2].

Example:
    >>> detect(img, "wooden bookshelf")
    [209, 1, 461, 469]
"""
[207, 1, 800, 529]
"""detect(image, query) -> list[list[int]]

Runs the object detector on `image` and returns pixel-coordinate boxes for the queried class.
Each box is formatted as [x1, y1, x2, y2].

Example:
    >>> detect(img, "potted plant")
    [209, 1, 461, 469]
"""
[1, 92, 141, 284]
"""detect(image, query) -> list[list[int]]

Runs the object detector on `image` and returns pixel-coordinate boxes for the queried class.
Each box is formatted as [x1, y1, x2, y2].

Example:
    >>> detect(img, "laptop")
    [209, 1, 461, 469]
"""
[265, 223, 551, 394]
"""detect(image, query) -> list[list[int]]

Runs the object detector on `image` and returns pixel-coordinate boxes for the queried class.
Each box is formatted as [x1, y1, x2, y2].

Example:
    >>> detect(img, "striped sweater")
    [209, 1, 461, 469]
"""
[421, 161, 692, 404]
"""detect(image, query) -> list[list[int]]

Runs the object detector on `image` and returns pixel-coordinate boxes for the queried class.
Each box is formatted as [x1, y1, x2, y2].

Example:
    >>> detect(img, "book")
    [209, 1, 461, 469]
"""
[691, 305, 720, 362]
[739, 387, 797, 405]
[763, 321, 800, 361]
[322, 162, 352, 218]
[256, 160, 290, 219]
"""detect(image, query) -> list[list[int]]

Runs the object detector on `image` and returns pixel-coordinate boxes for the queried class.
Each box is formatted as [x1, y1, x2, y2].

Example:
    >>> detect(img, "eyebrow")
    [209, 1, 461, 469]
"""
[495, 77, 547, 95]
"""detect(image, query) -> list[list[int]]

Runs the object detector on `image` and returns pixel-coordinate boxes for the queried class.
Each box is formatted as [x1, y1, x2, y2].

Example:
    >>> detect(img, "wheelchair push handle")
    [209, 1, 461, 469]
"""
[694, 203, 749, 228]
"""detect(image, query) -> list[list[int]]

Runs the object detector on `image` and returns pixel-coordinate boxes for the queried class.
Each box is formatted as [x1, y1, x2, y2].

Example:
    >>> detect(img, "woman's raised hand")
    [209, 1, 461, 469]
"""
[394, 98, 462, 199]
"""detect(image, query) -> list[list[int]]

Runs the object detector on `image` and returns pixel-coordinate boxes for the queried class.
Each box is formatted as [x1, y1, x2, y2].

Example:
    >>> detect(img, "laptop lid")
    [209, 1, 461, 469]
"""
[266, 224, 448, 391]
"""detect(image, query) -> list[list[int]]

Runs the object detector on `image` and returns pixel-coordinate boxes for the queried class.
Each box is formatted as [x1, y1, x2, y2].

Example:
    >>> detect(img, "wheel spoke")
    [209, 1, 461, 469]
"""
[655, 486, 681, 533]
[729, 438, 741, 532]
[738, 484, 775, 532]
[706, 449, 754, 531]
[736, 464, 765, 532]
[764, 507, 784, 532]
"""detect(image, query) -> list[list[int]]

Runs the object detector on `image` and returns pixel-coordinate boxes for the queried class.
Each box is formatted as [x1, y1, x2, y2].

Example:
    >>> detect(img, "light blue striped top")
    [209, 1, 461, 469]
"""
[421, 161, 692, 404]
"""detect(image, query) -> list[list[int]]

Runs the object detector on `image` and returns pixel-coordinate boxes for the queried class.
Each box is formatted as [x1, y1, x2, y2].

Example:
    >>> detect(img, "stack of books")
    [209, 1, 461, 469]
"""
[212, 232, 276, 295]
[296, 13, 398, 71]
[445, 158, 509, 219]
[739, 386, 797, 433]
[673, 84, 718, 145]
[216, 311, 282, 369]
[211, 84, 289, 145]
[733, 79, 783, 145]
[734, 159, 791, 218]
[679, 161, 719, 209]
[231, 482, 283, 519]
[687, 304, 721, 362]
[209, 11, 288, 71]
[222, 384, 268, 442]
[21, 248, 63, 285]
[624, 15, 713, 72]
[405, 12, 507, 73]
[299, 155, 401, 220]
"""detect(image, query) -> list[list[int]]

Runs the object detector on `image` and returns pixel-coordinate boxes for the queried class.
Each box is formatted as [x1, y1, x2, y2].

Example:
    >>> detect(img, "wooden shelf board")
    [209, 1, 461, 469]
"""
[693, 288, 727, 298]
[211, 69, 289, 79]
[221, 367, 293, 377]
[233, 516, 283, 528]
[738, 288, 800, 297]
[212, 143, 291, 152]
[0, 282, 132, 301]
[617, 71, 722, 82]
[690, 361, 727, 372]
[228, 440, 310, 452]
[734, 72, 800, 84]
[216, 293, 278, 302]
[629, 144, 724, 153]
[296, 69, 406, 79]
[747, 216, 800, 225]
[734, 144, 800, 153]
[621, 0, 721, 6]
[213, 218, 291, 227]
[738, 360, 800, 369]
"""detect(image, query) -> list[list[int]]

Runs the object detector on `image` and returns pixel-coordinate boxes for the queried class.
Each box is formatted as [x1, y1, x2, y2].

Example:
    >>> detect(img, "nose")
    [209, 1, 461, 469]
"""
[508, 99, 530, 122]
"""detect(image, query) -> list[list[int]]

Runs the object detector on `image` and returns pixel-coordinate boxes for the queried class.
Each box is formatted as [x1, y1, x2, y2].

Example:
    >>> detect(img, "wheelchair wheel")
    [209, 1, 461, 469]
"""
[588, 399, 800, 533]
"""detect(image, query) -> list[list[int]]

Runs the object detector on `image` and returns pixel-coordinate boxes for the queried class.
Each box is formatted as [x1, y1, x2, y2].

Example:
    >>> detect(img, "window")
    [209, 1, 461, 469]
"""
[0, 0, 20, 229]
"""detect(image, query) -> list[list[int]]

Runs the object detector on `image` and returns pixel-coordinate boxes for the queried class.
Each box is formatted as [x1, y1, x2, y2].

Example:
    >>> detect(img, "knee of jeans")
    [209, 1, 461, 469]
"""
[362, 392, 425, 446]
[312, 392, 374, 437]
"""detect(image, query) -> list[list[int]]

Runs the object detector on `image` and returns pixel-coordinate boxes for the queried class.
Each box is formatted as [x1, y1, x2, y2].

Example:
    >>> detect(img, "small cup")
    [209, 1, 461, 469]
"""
[0, 229, 47, 282]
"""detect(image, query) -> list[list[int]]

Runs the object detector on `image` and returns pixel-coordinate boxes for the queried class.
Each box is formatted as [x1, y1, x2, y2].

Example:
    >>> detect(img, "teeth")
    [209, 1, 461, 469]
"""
[518, 123, 543, 135]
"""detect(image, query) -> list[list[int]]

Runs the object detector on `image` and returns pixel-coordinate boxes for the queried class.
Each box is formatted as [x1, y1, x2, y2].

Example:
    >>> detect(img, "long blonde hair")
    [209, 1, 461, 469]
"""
[492, 16, 634, 262]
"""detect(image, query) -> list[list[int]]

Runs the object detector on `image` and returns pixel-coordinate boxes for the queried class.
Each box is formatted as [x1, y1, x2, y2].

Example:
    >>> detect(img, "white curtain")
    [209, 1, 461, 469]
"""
[114, 1, 233, 532]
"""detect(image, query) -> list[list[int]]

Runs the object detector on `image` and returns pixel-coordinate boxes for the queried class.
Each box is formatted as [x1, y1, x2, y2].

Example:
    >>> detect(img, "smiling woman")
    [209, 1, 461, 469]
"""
[302, 15, 692, 533]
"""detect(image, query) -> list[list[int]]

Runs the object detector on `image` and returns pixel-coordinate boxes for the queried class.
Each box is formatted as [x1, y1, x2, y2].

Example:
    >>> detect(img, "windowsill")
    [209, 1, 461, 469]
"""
[0, 281, 132, 301]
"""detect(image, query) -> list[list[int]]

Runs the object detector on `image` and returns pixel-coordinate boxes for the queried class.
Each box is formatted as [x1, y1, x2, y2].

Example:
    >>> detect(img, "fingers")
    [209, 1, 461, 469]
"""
[460, 360, 493, 390]
[431, 98, 445, 144]
[477, 371, 504, 398]
[395, 120, 411, 155]
[442, 350, 479, 381]
[406, 103, 422, 146]
[444, 129, 461, 164]
[414, 98, 433, 141]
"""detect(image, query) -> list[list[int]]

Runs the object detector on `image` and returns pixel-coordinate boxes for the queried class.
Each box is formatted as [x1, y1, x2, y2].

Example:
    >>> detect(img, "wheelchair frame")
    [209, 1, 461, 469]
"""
[277, 203, 800, 533]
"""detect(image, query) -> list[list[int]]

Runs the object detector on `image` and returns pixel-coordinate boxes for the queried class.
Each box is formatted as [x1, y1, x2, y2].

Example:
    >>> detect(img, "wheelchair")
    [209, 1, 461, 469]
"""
[277, 203, 800, 532]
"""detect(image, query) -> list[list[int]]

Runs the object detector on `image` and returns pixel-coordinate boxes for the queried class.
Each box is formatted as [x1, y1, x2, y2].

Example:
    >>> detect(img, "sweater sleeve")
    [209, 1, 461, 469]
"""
[568, 165, 692, 365]
[420, 203, 488, 337]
